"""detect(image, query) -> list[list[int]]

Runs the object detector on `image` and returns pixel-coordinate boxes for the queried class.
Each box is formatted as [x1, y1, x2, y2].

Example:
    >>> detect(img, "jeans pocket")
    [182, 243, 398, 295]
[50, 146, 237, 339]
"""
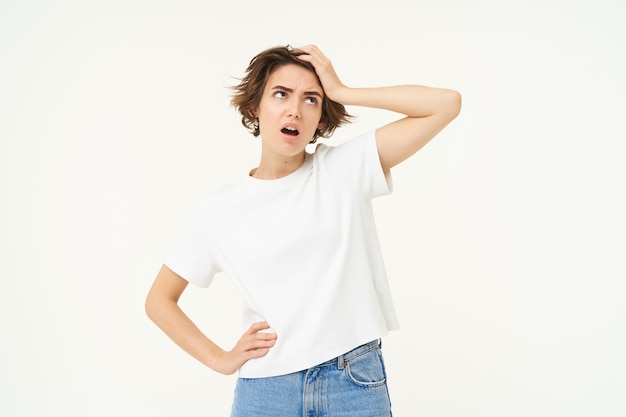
[344, 348, 387, 388]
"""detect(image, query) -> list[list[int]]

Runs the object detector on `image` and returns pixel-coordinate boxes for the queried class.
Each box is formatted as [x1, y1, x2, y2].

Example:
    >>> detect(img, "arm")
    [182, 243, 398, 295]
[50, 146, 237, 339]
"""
[145, 264, 276, 375]
[297, 45, 461, 172]
[339, 85, 460, 172]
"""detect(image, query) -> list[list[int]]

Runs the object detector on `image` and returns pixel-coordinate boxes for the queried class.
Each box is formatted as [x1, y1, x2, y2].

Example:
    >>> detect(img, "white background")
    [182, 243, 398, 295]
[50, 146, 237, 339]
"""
[1, 0, 624, 416]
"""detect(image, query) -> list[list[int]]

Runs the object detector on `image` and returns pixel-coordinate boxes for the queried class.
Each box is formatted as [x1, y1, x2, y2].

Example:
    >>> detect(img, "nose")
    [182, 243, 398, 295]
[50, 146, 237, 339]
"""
[287, 102, 301, 119]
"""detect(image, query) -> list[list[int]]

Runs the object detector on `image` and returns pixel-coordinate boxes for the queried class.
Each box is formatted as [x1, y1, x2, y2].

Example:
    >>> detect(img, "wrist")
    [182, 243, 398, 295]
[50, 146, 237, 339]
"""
[326, 84, 350, 104]
[205, 344, 226, 371]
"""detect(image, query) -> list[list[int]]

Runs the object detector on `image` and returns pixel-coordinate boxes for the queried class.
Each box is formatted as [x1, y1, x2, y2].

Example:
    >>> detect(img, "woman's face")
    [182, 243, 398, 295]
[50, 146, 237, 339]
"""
[254, 64, 324, 159]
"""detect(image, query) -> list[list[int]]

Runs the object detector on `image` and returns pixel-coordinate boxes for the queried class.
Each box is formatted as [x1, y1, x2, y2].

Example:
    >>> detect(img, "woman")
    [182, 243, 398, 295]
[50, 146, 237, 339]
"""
[145, 44, 461, 416]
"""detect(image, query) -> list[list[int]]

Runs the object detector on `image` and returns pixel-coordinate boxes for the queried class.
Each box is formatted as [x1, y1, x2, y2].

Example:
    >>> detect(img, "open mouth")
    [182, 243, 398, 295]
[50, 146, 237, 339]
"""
[281, 126, 299, 136]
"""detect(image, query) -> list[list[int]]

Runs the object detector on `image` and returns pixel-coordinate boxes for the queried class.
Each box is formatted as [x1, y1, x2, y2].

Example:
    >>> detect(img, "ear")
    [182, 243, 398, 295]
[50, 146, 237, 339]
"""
[317, 120, 325, 129]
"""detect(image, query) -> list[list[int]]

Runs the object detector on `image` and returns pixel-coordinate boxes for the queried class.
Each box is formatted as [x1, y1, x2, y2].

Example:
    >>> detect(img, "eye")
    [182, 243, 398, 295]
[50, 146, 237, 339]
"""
[274, 91, 287, 99]
[305, 96, 318, 105]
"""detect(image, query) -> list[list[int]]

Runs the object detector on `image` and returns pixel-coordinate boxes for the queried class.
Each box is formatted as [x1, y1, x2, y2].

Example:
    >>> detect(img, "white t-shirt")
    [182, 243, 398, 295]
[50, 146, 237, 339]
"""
[164, 130, 400, 378]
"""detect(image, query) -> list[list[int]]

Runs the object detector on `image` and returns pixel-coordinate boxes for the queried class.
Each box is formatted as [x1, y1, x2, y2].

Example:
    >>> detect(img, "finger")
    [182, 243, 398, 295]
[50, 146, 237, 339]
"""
[246, 321, 271, 334]
[238, 336, 276, 354]
[245, 348, 270, 360]
[247, 331, 277, 346]
[256, 332, 277, 340]
[296, 44, 314, 52]
[244, 331, 276, 342]
[295, 45, 324, 61]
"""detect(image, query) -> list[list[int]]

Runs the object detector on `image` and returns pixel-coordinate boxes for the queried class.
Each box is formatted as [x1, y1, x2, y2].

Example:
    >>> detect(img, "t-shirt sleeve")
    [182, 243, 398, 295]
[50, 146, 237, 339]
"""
[321, 130, 393, 198]
[163, 199, 220, 288]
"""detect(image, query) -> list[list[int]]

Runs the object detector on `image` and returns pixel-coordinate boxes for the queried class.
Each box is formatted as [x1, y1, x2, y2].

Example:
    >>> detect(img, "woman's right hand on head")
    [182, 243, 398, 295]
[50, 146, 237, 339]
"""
[213, 321, 277, 375]
[296, 44, 347, 103]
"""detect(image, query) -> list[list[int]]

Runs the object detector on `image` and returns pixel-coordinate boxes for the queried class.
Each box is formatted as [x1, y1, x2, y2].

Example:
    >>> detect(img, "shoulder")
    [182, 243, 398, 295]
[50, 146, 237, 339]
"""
[311, 130, 376, 160]
[308, 130, 386, 189]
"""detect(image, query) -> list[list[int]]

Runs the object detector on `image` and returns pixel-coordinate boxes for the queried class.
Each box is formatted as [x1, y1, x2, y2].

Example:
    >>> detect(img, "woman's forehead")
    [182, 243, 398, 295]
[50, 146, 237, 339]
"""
[266, 64, 322, 92]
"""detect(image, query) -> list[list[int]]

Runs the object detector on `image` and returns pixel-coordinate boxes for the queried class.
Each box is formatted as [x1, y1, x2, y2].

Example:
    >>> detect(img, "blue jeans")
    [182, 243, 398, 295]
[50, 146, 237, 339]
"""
[230, 340, 392, 417]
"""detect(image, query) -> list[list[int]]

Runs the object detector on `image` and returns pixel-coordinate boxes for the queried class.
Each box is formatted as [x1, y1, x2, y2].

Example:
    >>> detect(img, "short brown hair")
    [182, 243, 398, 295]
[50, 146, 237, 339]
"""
[230, 45, 354, 143]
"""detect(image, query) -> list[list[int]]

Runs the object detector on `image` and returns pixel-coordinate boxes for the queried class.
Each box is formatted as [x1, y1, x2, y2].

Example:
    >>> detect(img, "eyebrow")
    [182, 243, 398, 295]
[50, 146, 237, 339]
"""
[271, 85, 323, 98]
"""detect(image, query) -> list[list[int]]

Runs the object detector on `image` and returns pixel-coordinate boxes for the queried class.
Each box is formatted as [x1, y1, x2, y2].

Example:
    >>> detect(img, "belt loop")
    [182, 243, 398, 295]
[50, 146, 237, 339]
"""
[337, 353, 345, 370]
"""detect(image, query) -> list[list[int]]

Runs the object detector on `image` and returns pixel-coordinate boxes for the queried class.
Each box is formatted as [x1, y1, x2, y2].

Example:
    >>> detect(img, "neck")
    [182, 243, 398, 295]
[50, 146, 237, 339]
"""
[251, 151, 306, 180]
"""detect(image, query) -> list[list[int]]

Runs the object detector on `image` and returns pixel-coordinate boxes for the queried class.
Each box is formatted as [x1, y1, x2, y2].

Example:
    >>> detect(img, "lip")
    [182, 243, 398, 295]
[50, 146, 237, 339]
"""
[281, 122, 300, 131]
[280, 123, 301, 142]
[281, 132, 300, 143]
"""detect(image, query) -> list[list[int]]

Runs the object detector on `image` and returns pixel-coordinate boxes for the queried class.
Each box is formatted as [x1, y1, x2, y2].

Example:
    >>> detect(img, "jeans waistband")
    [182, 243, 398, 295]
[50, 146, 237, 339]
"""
[318, 339, 381, 370]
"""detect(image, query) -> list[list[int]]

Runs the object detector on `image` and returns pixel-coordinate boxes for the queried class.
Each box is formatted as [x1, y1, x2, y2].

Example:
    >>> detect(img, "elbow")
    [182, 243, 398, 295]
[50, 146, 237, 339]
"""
[145, 293, 157, 323]
[145, 265, 187, 324]
[445, 89, 462, 120]
[145, 289, 165, 324]
[145, 286, 181, 326]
